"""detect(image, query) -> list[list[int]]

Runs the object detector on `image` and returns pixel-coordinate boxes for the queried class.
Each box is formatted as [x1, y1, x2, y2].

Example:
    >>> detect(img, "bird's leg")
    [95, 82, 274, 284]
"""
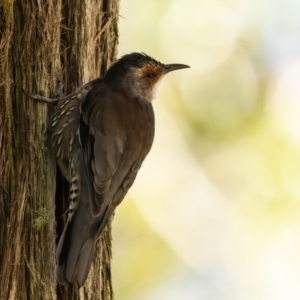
[22, 80, 64, 105]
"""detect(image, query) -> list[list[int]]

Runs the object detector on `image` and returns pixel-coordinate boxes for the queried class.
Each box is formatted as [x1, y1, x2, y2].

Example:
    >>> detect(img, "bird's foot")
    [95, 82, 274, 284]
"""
[22, 80, 65, 105]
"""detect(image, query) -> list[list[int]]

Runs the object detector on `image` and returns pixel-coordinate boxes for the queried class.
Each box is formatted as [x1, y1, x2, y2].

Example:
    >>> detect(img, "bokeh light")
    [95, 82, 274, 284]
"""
[112, 1, 300, 299]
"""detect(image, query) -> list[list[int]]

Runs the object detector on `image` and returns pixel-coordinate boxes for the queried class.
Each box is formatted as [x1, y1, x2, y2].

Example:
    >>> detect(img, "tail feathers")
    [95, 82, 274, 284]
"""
[72, 238, 96, 286]
[56, 204, 113, 288]
[56, 219, 97, 288]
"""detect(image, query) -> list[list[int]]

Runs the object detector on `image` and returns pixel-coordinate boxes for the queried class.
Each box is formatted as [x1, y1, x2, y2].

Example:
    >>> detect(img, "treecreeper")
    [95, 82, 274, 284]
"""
[28, 52, 189, 288]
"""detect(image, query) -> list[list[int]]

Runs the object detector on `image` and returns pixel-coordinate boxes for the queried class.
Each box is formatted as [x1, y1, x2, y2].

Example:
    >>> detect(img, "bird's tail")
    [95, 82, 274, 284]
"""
[56, 171, 112, 288]
[56, 150, 115, 288]
[56, 200, 97, 288]
[56, 203, 113, 288]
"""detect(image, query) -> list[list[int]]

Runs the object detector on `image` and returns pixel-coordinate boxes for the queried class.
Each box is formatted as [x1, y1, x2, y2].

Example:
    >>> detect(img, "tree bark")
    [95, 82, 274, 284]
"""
[0, 1, 119, 299]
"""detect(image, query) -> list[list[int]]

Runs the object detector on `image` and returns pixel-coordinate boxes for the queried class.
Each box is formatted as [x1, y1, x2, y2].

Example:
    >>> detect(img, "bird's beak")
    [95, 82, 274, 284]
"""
[164, 63, 190, 74]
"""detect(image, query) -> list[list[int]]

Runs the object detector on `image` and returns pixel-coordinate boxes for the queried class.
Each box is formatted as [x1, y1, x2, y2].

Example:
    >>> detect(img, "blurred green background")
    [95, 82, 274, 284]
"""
[112, 0, 300, 299]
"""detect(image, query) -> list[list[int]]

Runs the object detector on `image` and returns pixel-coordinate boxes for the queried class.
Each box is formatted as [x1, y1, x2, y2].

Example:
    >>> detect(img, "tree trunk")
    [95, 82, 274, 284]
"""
[0, 1, 119, 299]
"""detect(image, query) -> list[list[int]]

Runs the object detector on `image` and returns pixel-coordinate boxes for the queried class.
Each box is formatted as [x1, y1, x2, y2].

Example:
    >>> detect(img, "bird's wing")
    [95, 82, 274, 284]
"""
[80, 86, 127, 216]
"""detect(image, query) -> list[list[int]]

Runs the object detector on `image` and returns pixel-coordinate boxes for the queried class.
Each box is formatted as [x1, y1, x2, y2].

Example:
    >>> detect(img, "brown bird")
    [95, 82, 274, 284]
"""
[50, 52, 189, 287]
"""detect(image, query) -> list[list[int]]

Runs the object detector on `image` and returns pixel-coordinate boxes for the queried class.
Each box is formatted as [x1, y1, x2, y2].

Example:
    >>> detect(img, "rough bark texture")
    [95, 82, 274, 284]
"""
[0, 1, 119, 299]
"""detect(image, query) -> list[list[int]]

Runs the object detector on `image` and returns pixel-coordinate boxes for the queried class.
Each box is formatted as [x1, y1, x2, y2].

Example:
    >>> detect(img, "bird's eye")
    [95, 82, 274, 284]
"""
[146, 73, 156, 79]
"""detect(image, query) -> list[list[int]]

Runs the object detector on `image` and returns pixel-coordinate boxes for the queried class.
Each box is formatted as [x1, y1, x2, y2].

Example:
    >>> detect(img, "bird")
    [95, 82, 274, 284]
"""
[51, 52, 189, 288]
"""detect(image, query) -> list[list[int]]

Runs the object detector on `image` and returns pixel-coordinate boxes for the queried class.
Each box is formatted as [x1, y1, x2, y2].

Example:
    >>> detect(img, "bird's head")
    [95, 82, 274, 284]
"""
[104, 52, 190, 102]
